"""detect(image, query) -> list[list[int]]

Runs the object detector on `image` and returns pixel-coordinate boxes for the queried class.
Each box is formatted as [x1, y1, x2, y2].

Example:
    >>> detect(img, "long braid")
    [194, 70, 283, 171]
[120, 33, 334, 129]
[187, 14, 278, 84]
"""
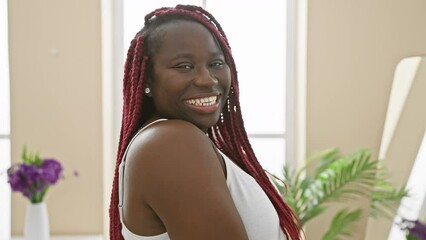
[109, 37, 137, 240]
[121, 39, 137, 134]
[220, 62, 302, 239]
[110, 5, 302, 240]
[126, 36, 146, 135]
[109, 35, 149, 240]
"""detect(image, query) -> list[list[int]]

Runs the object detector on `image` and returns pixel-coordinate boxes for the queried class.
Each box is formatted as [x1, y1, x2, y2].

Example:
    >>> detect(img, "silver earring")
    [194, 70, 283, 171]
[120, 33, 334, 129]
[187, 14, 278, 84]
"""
[144, 87, 150, 94]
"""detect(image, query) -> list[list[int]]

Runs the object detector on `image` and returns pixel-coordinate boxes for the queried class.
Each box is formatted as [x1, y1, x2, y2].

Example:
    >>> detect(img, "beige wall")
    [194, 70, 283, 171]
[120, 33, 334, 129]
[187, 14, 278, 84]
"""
[9, 0, 104, 235]
[306, 0, 426, 239]
[366, 58, 426, 239]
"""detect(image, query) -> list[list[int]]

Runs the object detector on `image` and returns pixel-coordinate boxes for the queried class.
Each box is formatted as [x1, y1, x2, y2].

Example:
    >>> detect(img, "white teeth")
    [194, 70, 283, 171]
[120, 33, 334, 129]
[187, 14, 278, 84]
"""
[185, 96, 218, 106]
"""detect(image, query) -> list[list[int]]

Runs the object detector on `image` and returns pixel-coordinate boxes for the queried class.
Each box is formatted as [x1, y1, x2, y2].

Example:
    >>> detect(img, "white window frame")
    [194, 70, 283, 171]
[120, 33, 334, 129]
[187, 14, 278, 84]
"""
[286, 0, 308, 170]
[0, 0, 11, 239]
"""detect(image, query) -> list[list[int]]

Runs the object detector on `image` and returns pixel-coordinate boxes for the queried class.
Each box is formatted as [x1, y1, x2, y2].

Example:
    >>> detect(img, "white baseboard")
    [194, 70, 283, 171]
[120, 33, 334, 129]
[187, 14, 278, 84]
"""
[11, 235, 103, 240]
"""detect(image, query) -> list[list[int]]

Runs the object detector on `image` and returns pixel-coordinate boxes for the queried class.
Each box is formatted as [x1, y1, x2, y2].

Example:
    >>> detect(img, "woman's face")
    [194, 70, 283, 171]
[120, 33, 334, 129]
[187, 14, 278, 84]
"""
[148, 20, 231, 132]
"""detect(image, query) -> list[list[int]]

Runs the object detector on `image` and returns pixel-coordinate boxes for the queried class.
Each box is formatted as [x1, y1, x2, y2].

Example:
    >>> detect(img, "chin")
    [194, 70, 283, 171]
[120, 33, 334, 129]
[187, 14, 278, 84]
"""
[190, 115, 220, 132]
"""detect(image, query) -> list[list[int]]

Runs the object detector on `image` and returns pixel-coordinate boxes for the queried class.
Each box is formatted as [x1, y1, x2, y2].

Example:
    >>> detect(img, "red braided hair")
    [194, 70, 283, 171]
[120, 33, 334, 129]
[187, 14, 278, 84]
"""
[109, 5, 302, 240]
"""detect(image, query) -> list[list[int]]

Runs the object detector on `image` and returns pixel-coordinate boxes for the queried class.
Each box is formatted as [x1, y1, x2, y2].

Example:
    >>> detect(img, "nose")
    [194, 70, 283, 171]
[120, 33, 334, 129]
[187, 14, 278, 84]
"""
[193, 67, 218, 87]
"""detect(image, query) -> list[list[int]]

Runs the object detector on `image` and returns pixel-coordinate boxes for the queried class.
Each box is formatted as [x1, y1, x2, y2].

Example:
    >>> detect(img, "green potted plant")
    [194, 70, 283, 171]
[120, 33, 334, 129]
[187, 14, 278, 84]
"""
[271, 148, 408, 240]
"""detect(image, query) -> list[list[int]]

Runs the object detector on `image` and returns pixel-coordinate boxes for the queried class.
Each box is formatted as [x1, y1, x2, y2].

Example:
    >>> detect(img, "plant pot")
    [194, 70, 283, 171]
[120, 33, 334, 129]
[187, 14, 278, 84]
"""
[24, 202, 50, 240]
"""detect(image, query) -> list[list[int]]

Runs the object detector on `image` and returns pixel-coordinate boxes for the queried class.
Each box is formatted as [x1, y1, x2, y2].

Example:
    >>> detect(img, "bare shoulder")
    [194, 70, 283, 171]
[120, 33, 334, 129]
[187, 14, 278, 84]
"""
[126, 119, 215, 166]
[123, 119, 248, 239]
[124, 119, 221, 190]
[139, 119, 210, 144]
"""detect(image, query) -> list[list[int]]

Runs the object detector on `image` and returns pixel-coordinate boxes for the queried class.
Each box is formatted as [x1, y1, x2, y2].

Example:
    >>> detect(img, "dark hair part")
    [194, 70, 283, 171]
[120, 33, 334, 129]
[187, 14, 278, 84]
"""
[109, 5, 302, 240]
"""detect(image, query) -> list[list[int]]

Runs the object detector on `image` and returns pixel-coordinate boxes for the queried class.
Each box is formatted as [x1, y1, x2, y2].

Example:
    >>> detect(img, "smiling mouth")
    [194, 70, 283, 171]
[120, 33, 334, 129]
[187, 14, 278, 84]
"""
[184, 95, 218, 107]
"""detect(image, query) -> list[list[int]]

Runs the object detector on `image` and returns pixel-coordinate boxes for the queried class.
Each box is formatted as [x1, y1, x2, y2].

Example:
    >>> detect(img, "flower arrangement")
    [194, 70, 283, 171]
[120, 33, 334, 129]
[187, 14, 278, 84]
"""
[399, 218, 426, 240]
[7, 146, 63, 203]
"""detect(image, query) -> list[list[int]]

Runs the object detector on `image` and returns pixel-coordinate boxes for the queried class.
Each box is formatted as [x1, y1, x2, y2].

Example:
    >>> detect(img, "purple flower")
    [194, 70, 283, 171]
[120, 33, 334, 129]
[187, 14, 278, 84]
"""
[40, 159, 63, 184]
[399, 218, 426, 240]
[7, 153, 64, 203]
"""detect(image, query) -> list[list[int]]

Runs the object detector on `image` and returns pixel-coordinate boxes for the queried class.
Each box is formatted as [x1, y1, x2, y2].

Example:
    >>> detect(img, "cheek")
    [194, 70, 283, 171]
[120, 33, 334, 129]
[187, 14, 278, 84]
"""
[152, 74, 185, 105]
[220, 67, 232, 92]
[152, 72, 176, 94]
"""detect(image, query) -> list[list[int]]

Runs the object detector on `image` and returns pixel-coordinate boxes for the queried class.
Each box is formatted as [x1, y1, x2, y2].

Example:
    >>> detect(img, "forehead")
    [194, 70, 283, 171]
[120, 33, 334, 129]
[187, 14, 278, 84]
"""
[154, 20, 223, 56]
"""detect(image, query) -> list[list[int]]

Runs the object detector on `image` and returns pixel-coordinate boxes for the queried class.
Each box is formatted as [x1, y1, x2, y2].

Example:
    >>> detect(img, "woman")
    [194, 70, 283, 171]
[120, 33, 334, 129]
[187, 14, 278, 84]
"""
[109, 5, 301, 240]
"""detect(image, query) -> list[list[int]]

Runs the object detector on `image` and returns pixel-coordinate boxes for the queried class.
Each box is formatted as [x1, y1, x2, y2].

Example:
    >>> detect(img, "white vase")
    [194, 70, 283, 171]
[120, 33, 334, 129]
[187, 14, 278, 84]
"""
[24, 202, 50, 240]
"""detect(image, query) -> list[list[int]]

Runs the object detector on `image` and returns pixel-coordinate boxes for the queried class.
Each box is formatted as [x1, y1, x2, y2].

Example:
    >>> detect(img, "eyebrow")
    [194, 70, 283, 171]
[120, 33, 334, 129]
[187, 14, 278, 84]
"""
[169, 51, 225, 61]
[169, 53, 193, 61]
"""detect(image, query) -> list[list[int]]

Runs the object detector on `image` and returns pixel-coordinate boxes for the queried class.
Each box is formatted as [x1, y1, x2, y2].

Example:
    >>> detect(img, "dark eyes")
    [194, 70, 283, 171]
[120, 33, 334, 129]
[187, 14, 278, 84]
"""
[210, 60, 225, 69]
[173, 60, 225, 71]
[174, 63, 193, 70]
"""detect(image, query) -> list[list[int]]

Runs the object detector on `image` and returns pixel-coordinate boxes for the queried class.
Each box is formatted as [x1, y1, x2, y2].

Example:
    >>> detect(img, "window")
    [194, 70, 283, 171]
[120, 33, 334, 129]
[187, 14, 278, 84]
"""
[0, 0, 11, 239]
[119, 0, 291, 177]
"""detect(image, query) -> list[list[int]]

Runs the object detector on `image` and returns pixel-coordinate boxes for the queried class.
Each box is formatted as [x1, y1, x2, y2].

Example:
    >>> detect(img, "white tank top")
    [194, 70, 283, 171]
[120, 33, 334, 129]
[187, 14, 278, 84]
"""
[118, 119, 286, 240]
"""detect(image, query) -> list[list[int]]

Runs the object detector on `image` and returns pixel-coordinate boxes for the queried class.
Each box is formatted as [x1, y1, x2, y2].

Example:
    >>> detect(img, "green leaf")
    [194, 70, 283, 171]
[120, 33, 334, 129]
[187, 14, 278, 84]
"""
[322, 208, 363, 240]
[303, 150, 379, 209]
[406, 233, 420, 240]
[271, 147, 409, 233]
[301, 205, 327, 225]
[21, 145, 43, 166]
[370, 183, 409, 219]
[315, 148, 341, 177]
[22, 145, 29, 164]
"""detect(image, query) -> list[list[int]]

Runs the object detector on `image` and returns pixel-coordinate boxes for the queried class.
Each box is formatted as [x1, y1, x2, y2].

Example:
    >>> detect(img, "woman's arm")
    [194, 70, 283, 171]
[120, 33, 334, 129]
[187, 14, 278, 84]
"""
[123, 119, 249, 240]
